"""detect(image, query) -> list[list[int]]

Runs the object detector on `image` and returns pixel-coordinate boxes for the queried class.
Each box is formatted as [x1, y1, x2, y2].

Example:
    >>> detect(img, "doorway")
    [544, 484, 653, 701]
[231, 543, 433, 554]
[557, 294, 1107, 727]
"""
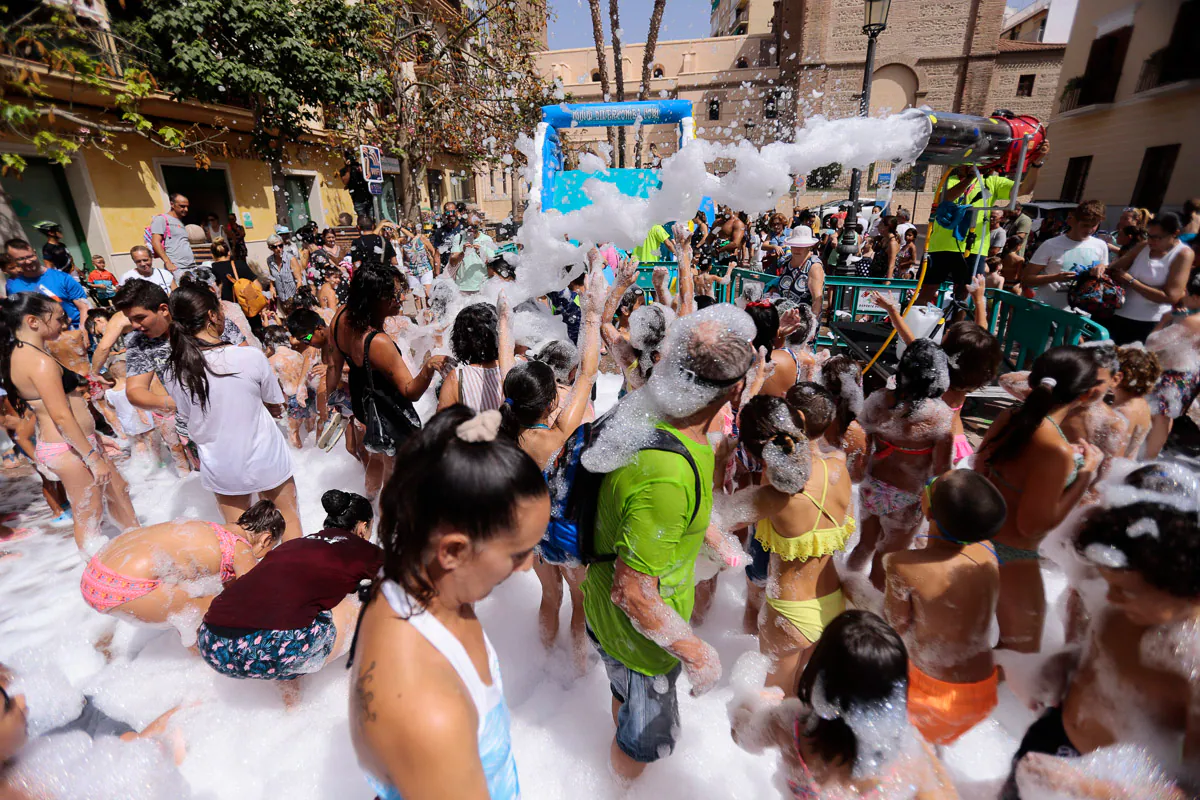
[0, 158, 91, 269]
[160, 165, 233, 229]
[282, 175, 313, 231]
[427, 169, 445, 211]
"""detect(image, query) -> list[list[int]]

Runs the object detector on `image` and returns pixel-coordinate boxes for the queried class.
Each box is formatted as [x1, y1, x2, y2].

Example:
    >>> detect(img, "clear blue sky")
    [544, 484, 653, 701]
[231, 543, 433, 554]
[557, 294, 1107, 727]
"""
[547, 0, 713, 50]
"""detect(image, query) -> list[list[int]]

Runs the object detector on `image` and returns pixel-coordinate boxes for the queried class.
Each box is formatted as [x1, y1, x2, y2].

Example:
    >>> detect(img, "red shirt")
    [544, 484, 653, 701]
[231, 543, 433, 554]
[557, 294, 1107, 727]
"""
[204, 529, 382, 631]
[88, 269, 117, 284]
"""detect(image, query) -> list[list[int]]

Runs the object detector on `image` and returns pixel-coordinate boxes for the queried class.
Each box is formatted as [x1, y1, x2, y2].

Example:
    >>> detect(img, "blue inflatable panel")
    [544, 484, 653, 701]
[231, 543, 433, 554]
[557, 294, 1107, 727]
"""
[550, 169, 661, 213]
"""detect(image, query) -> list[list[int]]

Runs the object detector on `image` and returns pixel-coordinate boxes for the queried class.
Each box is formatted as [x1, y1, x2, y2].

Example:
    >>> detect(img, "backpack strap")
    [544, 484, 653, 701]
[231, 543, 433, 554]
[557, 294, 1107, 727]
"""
[643, 428, 704, 527]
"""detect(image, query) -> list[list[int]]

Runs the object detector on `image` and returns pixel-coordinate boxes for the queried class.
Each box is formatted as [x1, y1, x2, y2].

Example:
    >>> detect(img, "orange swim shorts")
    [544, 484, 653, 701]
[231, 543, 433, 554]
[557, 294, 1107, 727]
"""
[907, 663, 998, 746]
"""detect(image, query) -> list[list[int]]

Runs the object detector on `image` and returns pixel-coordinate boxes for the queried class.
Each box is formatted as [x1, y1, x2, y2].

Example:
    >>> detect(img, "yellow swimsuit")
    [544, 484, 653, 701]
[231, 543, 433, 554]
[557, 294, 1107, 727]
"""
[757, 458, 855, 643]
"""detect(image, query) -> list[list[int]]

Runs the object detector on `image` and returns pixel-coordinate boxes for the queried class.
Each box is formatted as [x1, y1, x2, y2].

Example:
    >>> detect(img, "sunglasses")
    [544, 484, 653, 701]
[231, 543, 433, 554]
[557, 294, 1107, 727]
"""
[269, 244, 283, 250]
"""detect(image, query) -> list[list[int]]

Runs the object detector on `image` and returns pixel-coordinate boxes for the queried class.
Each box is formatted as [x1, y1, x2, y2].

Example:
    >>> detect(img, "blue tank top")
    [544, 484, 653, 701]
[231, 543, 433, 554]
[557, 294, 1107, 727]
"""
[364, 581, 520, 800]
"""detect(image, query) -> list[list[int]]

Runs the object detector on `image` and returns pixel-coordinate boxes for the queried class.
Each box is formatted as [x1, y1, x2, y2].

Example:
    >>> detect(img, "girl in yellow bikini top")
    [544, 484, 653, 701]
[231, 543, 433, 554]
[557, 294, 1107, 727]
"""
[756, 456, 855, 562]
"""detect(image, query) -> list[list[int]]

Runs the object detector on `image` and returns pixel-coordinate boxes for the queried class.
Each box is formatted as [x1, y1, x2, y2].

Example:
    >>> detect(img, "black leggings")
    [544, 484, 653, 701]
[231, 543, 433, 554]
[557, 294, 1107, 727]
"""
[1104, 314, 1159, 345]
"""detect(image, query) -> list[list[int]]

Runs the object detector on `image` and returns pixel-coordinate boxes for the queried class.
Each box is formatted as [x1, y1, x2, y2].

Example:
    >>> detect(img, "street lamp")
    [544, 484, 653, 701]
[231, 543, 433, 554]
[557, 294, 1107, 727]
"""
[844, 0, 891, 243]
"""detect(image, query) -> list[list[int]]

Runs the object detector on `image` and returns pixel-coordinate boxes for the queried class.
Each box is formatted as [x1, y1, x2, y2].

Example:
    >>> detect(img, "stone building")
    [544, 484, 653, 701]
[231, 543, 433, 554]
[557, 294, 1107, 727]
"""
[535, 0, 1068, 220]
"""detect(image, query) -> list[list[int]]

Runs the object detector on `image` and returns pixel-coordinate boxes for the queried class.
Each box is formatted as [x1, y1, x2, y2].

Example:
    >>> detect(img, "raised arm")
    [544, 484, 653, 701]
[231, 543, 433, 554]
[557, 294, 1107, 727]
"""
[552, 265, 606, 437]
[89, 312, 132, 376]
[675, 224, 696, 317]
[497, 290, 514, 377]
[868, 291, 916, 345]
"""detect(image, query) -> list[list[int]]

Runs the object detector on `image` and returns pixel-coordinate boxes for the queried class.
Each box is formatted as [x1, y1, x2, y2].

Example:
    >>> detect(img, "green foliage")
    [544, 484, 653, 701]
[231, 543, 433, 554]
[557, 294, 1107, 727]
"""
[807, 162, 842, 190]
[131, 0, 385, 162]
[0, 4, 191, 174]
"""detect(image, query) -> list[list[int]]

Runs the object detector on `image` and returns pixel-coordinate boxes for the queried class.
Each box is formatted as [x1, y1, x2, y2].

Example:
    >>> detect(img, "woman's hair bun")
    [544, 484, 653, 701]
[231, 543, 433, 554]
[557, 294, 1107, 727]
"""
[322, 489, 352, 516]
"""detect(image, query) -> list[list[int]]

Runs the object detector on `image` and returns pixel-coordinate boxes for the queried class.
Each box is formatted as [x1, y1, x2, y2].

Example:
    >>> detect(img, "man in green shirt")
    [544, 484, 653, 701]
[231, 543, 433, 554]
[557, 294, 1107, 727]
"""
[631, 223, 675, 263]
[916, 139, 1049, 308]
[581, 310, 755, 780]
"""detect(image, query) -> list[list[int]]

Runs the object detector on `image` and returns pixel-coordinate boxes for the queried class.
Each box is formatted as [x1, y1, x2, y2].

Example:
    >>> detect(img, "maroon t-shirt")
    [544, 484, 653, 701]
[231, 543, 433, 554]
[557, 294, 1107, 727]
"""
[204, 529, 383, 631]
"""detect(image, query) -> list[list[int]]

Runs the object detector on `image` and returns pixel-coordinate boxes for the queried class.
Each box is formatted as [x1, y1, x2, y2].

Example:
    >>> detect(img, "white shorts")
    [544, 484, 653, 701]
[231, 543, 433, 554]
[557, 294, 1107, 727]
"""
[407, 272, 433, 290]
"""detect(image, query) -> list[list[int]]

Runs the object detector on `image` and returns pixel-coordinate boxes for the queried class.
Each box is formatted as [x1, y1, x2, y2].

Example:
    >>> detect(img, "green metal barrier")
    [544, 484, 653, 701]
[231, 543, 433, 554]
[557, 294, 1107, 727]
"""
[985, 289, 1110, 370]
[819, 276, 954, 348]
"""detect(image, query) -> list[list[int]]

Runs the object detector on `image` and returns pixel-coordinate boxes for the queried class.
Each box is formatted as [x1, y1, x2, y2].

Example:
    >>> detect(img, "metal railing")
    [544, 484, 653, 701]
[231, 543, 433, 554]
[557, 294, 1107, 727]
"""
[1136, 50, 1165, 93]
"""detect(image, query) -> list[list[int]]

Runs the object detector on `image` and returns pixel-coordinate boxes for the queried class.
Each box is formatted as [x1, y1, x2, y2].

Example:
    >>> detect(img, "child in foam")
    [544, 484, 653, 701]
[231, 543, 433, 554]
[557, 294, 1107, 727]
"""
[262, 325, 320, 448]
[497, 264, 605, 672]
[872, 284, 1003, 467]
[80, 500, 283, 623]
[1111, 345, 1161, 459]
[0, 663, 187, 798]
[884, 470, 1006, 747]
[1143, 266, 1200, 459]
[197, 490, 381, 684]
[731, 610, 958, 799]
[1001, 462, 1200, 800]
[350, 408, 548, 800]
[847, 340, 955, 590]
[723, 389, 854, 692]
[819, 355, 868, 483]
[975, 346, 1105, 653]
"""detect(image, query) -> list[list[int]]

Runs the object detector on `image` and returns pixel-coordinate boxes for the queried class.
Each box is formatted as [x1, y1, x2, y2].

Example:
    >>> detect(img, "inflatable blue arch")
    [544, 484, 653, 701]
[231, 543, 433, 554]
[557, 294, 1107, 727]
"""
[531, 100, 715, 222]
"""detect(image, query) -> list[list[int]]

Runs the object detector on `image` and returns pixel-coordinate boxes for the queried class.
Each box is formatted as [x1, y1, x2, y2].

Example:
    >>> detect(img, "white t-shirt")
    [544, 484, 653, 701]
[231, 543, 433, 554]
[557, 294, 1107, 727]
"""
[163, 345, 292, 495]
[119, 267, 174, 294]
[1029, 234, 1110, 310]
[105, 387, 154, 436]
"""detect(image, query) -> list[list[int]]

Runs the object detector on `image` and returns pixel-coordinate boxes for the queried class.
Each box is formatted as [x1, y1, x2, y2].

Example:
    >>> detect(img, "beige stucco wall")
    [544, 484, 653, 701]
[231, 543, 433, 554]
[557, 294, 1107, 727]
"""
[710, 0, 773, 37]
[1002, 9, 1049, 42]
[1038, 0, 1200, 218]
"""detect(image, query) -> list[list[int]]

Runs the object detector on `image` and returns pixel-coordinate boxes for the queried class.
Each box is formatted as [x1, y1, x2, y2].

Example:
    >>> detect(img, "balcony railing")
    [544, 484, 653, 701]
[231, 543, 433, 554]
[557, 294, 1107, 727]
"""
[1059, 81, 1082, 113]
[1059, 75, 1119, 113]
[1137, 49, 1165, 93]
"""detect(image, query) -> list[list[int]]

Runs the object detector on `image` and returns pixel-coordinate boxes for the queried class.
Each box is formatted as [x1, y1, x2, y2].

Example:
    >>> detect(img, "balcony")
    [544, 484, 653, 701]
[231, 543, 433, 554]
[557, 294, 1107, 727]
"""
[1136, 48, 1200, 93]
[1058, 75, 1117, 113]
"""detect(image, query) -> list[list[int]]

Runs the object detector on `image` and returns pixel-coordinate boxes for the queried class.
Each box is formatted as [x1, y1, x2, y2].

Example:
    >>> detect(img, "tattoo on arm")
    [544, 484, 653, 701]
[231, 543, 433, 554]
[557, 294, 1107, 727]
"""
[355, 661, 378, 729]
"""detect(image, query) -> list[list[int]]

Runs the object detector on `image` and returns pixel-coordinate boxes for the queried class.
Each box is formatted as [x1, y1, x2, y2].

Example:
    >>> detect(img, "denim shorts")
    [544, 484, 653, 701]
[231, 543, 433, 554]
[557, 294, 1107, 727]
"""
[588, 628, 681, 763]
[744, 526, 769, 586]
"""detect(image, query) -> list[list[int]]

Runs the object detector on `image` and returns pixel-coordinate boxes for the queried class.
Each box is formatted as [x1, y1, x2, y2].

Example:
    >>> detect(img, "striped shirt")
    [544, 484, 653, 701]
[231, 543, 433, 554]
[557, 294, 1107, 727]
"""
[457, 364, 502, 412]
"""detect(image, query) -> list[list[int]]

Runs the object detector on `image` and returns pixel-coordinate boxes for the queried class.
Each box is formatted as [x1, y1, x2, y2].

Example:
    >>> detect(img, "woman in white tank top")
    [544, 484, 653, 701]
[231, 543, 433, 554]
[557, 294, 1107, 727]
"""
[1109, 213, 1196, 345]
[349, 407, 550, 800]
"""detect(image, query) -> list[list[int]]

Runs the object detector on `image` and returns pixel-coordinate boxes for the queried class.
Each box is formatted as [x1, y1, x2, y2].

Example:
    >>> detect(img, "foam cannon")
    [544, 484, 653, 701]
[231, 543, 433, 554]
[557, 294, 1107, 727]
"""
[910, 108, 1046, 209]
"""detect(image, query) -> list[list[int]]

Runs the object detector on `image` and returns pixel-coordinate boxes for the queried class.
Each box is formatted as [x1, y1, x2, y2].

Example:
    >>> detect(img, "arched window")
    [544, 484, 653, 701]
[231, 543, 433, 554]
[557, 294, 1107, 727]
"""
[652, 64, 665, 78]
[735, 56, 749, 69]
[591, 70, 601, 82]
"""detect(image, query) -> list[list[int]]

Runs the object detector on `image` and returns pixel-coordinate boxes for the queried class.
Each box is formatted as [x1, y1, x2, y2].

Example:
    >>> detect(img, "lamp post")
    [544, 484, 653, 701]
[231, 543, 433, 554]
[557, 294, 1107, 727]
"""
[844, 0, 891, 251]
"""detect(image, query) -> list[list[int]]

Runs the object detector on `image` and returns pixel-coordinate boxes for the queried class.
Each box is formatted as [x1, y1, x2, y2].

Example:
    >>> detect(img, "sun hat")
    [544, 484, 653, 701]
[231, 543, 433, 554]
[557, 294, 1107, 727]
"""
[784, 225, 818, 248]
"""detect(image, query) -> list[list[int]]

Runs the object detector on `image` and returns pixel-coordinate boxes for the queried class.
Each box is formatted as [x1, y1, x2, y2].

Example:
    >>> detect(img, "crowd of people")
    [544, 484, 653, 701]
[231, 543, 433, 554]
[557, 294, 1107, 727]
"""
[0, 169, 1199, 800]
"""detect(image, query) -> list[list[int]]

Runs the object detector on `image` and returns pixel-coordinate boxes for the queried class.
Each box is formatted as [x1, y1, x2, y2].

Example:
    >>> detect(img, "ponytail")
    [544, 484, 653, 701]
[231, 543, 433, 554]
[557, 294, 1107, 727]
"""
[0, 293, 59, 414]
[498, 360, 558, 441]
[988, 345, 1098, 464]
[165, 285, 226, 411]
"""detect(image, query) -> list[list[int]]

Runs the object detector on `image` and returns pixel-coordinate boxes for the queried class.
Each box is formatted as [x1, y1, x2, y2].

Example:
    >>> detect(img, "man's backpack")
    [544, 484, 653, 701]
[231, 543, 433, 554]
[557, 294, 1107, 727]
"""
[539, 414, 703, 566]
[144, 214, 172, 248]
[230, 260, 268, 319]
